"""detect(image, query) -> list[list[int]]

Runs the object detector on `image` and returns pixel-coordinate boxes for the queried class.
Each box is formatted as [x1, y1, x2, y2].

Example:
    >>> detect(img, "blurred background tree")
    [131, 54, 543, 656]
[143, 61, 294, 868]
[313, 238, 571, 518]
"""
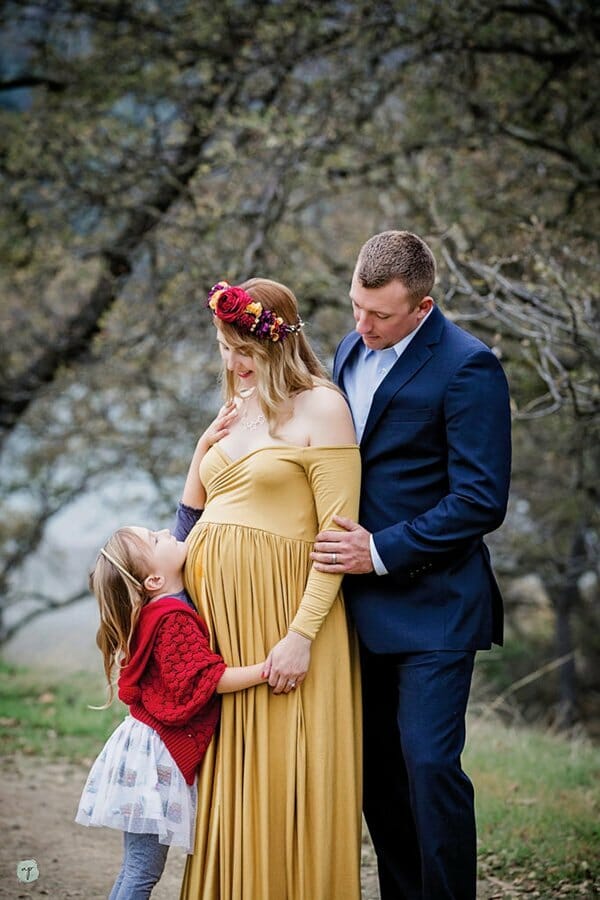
[1, 0, 598, 730]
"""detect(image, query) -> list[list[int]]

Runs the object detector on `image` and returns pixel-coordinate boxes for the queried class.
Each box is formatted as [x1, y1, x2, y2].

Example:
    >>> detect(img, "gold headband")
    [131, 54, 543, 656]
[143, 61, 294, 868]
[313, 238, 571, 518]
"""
[100, 548, 143, 589]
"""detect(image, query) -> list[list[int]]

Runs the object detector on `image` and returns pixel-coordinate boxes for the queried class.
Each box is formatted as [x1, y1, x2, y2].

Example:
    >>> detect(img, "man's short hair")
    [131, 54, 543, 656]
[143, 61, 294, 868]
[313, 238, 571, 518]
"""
[356, 230, 436, 304]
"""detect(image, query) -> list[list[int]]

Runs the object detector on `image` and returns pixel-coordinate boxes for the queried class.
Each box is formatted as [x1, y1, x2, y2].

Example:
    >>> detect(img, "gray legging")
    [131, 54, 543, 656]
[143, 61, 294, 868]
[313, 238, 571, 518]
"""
[108, 832, 169, 900]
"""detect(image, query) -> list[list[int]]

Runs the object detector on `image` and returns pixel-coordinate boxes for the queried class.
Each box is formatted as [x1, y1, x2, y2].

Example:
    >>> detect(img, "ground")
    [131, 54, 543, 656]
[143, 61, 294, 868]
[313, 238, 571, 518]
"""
[2, 754, 381, 900]
[1, 753, 517, 899]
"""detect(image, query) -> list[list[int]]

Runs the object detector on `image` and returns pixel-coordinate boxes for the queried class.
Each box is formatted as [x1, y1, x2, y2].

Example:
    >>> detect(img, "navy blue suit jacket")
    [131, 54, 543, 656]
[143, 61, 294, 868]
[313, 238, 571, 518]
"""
[334, 305, 511, 653]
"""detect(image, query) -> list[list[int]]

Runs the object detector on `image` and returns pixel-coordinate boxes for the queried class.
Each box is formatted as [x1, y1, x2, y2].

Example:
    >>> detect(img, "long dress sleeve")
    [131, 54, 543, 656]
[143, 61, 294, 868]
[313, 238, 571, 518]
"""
[289, 446, 361, 640]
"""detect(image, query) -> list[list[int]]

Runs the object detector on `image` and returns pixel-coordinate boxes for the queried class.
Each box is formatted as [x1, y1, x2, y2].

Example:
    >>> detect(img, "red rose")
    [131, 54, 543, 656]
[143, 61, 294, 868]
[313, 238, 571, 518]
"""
[237, 312, 259, 330]
[214, 287, 250, 322]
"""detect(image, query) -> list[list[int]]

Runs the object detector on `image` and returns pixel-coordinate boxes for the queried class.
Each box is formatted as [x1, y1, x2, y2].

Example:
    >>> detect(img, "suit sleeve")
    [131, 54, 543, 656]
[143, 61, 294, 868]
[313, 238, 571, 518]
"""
[289, 447, 361, 640]
[374, 349, 511, 576]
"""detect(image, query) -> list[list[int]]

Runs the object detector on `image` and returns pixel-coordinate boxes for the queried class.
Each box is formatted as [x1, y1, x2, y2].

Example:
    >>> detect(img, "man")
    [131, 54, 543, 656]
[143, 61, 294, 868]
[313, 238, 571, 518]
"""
[312, 231, 511, 900]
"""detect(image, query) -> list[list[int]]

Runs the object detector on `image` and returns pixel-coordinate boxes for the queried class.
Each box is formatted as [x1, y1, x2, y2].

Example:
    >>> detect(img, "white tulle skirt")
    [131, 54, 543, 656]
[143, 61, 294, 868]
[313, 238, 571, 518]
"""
[75, 716, 197, 853]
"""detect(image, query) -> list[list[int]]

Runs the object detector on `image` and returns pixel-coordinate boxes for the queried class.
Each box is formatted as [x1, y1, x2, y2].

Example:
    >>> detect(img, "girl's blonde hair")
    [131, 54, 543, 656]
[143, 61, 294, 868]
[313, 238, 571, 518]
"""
[89, 528, 152, 705]
[216, 278, 333, 432]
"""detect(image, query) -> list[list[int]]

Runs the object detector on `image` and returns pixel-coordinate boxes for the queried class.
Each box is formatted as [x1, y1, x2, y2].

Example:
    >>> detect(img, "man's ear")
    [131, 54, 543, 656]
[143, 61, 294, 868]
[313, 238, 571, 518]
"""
[144, 573, 165, 594]
[417, 296, 434, 319]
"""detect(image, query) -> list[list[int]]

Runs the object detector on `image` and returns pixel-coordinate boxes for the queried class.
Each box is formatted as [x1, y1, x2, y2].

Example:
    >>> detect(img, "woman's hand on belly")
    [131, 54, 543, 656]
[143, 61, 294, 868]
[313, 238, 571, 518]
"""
[264, 630, 312, 694]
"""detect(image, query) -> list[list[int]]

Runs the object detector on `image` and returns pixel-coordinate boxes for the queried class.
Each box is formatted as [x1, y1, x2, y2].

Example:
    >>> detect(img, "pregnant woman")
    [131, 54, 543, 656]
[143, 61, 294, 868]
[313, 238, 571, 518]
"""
[178, 277, 362, 900]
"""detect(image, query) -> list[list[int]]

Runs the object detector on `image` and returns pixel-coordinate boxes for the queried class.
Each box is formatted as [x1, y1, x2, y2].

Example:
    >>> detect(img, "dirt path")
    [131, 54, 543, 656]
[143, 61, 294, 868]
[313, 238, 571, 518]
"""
[2, 754, 383, 900]
[2, 753, 523, 899]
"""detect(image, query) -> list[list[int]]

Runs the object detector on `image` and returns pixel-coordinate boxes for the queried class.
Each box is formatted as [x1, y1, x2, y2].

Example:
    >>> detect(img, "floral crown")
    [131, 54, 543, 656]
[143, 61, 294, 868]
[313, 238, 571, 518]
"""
[207, 281, 304, 343]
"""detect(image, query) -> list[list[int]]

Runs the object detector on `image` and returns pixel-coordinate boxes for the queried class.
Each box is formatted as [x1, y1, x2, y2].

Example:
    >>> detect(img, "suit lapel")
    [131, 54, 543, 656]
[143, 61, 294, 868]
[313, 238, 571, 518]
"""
[360, 306, 445, 447]
[334, 332, 362, 393]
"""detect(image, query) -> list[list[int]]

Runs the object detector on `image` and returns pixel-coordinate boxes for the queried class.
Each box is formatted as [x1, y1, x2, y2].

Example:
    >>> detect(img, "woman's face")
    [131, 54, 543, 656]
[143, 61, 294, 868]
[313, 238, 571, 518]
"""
[216, 330, 257, 390]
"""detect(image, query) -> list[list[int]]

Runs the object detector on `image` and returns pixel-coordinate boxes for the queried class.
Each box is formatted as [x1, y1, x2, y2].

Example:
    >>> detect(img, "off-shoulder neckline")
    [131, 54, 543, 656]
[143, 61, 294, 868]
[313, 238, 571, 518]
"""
[213, 443, 359, 466]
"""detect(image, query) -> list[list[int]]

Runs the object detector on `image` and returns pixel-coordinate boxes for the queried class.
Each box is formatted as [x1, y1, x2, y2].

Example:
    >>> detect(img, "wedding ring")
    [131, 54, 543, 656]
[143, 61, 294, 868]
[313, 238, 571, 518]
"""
[288, 681, 296, 688]
[332, 552, 337, 565]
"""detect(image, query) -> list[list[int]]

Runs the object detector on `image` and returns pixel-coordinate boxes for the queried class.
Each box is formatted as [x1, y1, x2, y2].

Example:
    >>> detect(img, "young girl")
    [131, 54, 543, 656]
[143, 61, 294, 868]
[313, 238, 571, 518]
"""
[75, 499, 266, 900]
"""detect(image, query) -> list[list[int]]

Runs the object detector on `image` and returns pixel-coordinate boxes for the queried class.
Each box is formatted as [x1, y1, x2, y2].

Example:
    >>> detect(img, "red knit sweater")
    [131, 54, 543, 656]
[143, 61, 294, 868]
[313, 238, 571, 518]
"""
[118, 597, 227, 785]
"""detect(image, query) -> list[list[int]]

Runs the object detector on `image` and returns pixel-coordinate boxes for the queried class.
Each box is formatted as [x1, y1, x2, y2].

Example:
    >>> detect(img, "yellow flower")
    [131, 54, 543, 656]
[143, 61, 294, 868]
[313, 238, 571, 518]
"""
[246, 301, 263, 317]
[209, 290, 225, 310]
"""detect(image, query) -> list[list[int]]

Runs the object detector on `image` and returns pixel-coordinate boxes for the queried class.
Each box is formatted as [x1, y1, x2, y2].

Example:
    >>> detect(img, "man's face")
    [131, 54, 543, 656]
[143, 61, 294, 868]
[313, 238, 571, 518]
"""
[350, 269, 432, 350]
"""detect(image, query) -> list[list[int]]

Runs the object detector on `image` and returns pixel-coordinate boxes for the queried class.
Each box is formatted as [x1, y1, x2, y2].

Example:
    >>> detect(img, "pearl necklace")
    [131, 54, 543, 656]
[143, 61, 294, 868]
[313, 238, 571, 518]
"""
[240, 411, 266, 430]
[238, 387, 265, 430]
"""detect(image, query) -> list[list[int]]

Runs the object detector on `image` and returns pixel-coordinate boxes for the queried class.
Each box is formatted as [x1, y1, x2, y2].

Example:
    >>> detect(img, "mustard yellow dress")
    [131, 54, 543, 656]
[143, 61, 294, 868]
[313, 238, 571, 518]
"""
[180, 443, 362, 900]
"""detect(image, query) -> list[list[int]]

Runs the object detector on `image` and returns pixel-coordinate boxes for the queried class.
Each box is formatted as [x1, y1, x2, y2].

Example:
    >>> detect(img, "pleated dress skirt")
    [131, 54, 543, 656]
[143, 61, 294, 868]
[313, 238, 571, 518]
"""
[180, 444, 363, 900]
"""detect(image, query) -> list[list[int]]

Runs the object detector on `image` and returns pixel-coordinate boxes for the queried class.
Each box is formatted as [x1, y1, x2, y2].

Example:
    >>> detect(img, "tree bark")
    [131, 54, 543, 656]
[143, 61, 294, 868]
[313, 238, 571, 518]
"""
[552, 525, 586, 729]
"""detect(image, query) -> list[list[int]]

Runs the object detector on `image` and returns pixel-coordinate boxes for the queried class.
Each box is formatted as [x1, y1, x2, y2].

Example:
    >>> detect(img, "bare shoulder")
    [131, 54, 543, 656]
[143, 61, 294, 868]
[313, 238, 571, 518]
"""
[294, 383, 347, 418]
[295, 383, 356, 444]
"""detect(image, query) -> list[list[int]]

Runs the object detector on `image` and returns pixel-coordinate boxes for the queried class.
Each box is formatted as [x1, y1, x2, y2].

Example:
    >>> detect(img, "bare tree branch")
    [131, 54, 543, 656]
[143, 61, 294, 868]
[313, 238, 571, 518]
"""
[1, 589, 90, 643]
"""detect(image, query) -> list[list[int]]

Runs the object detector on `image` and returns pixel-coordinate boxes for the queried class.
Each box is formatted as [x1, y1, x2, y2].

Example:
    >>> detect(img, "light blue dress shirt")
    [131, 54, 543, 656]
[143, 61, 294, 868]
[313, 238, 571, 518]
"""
[342, 310, 433, 574]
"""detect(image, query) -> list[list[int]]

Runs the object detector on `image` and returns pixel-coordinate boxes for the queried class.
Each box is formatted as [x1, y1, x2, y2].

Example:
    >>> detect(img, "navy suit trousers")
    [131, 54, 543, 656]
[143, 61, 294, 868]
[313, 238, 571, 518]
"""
[361, 646, 477, 900]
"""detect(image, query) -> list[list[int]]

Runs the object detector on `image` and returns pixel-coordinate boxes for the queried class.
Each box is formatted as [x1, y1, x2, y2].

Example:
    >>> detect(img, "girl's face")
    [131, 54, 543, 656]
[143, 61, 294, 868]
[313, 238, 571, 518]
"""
[128, 527, 188, 583]
[216, 330, 257, 390]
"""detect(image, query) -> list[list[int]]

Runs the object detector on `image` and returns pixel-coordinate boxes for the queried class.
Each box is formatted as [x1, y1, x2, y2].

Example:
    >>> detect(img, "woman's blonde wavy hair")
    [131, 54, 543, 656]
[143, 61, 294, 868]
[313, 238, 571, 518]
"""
[89, 528, 152, 706]
[215, 278, 334, 432]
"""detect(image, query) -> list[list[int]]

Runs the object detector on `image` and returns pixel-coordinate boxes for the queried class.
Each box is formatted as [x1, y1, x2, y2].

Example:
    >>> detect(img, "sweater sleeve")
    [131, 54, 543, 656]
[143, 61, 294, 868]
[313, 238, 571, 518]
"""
[172, 501, 203, 541]
[289, 446, 361, 640]
[141, 611, 226, 725]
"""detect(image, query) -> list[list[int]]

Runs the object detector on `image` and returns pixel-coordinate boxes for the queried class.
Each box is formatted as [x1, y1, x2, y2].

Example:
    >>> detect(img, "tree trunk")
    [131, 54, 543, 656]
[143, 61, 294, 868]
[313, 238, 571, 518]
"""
[552, 525, 586, 729]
